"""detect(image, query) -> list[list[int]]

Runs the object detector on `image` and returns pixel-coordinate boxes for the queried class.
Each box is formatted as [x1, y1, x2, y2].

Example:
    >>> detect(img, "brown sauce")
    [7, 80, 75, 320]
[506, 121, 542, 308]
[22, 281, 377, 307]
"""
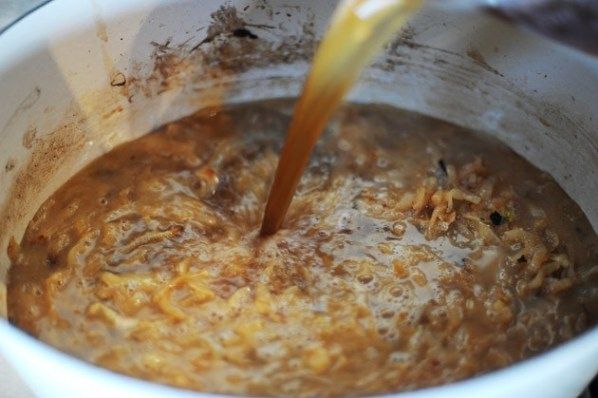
[7, 101, 598, 397]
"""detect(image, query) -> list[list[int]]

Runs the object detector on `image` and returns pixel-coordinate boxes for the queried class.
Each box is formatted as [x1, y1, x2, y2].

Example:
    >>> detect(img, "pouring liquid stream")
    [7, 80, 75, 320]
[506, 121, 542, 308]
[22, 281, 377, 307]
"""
[261, 0, 423, 235]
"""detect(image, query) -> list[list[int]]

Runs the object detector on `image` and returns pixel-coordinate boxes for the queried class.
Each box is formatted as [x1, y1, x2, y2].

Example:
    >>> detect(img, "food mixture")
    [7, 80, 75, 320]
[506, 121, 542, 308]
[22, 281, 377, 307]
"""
[7, 101, 598, 397]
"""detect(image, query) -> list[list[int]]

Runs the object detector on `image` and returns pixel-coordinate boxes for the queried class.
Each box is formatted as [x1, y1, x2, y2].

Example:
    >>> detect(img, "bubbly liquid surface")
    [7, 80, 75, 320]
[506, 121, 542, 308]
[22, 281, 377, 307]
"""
[8, 101, 598, 397]
[261, 0, 422, 234]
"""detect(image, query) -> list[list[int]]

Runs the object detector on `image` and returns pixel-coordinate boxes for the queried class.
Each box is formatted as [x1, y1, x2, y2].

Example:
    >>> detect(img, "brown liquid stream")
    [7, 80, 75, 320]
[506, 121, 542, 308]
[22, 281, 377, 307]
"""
[261, 0, 423, 234]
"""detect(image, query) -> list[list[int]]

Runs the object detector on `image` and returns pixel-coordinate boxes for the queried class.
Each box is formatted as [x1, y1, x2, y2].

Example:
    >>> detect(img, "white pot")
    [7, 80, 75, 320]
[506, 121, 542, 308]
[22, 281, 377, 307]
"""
[0, 1, 596, 397]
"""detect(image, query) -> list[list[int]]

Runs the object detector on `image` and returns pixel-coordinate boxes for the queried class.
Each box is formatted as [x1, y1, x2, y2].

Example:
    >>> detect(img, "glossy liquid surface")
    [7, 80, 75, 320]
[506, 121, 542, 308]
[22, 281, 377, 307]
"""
[8, 101, 598, 397]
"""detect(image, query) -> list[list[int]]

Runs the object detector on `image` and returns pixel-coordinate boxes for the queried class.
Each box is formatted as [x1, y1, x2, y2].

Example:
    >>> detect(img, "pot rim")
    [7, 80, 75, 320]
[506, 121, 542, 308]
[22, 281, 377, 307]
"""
[0, 318, 596, 397]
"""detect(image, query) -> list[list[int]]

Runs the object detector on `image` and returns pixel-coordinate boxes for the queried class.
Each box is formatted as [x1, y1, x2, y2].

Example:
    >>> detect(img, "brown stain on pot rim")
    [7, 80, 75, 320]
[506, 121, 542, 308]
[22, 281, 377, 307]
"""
[466, 47, 503, 77]
[22, 126, 37, 149]
[4, 159, 16, 173]
[0, 121, 86, 255]
[125, 6, 317, 102]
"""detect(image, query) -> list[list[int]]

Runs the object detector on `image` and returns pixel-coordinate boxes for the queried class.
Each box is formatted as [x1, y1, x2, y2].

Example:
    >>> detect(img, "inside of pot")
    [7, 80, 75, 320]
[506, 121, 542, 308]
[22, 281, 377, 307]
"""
[0, 1, 596, 394]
